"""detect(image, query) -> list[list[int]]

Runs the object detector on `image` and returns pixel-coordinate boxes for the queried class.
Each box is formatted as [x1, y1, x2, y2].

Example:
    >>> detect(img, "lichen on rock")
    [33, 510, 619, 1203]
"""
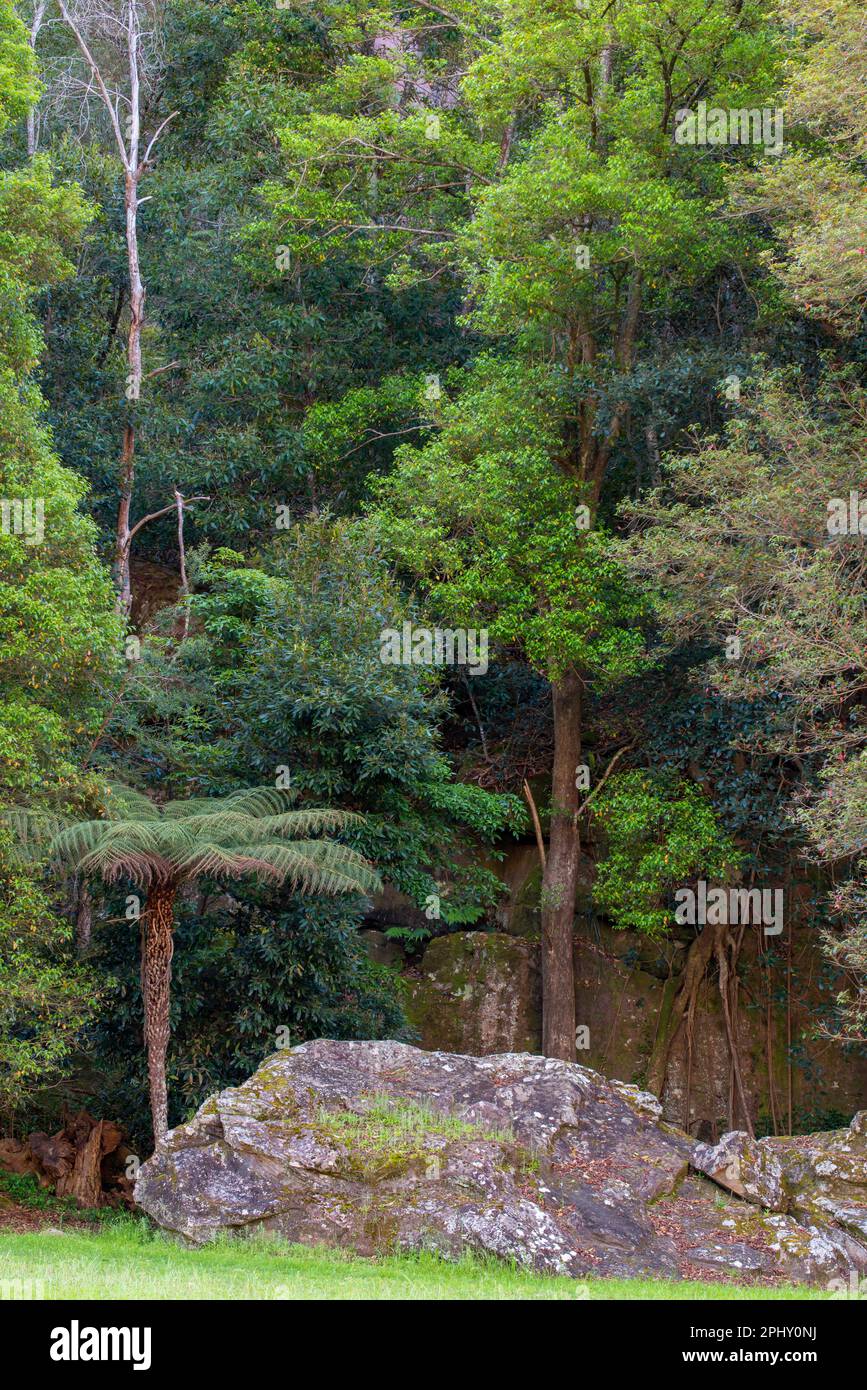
[136, 1040, 867, 1287]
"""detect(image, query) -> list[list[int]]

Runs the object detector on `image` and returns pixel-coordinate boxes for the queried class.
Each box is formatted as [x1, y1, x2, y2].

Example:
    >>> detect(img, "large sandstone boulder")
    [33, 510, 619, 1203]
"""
[136, 1040, 867, 1287]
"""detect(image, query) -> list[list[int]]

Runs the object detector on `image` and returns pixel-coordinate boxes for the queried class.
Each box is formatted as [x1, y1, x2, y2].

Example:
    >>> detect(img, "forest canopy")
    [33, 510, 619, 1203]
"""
[0, 0, 864, 1155]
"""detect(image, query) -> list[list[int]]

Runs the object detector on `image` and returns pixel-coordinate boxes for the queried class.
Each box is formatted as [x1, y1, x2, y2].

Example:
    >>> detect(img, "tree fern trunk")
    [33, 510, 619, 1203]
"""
[74, 880, 92, 955]
[142, 882, 176, 1141]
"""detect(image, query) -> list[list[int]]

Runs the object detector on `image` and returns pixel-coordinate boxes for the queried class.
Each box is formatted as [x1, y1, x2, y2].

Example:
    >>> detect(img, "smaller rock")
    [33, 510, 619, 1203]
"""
[692, 1131, 786, 1210]
[359, 929, 404, 968]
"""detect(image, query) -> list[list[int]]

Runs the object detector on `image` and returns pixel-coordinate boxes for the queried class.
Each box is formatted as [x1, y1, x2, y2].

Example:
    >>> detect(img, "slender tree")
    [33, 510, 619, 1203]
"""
[54, 0, 178, 610]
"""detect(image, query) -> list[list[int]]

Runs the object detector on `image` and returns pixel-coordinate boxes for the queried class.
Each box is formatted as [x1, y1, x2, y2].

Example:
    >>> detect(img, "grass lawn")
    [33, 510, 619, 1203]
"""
[0, 1223, 831, 1300]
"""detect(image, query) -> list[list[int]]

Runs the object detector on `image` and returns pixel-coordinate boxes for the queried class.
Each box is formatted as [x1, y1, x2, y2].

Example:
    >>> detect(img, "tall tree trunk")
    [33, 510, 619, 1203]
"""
[141, 881, 175, 1141]
[540, 669, 582, 1060]
[115, 168, 144, 613]
[57, 0, 174, 617]
[25, 3, 46, 157]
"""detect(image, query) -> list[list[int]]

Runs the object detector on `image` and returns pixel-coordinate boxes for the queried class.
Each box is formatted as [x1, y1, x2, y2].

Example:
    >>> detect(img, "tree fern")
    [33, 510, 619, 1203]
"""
[45, 785, 381, 1139]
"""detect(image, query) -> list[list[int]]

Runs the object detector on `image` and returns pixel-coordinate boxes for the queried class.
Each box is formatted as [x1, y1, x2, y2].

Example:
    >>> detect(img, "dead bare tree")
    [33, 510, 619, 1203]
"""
[23, 2, 48, 155]
[53, 0, 178, 613]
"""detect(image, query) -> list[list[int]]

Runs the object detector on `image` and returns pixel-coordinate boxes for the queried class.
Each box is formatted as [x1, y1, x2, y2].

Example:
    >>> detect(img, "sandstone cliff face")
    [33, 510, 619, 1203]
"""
[396, 847, 867, 1138]
[136, 1039, 867, 1288]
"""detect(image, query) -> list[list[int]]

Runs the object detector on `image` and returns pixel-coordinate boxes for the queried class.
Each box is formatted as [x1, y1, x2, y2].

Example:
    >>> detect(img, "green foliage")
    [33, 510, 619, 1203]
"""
[0, 2, 37, 134]
[0, 1169, 129, 1226]
[621, 366, 867, 1028]
[0, 150, 119, 811]
[50, 785, 381, 897]
[0, 828, 97, 1117]
[0, 0, 863, 1129]
[824, 867, 867, 1043]
[107, 515, 522, 918]
[729, 0, 867, 334]
[33, 0, 472, 548]
[0, 4, 116, 1127]
[591, 771, 741, 937]
[370, 357, 648, 683]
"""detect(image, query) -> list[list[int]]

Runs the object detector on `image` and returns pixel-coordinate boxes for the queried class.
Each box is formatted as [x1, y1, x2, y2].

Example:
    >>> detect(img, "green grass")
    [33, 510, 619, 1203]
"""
[316, 1094, 516, 1146]
[308, 1094, 532, 1181]
[0, 1226, 831, 1300]
[0, 1170, 120, 1225]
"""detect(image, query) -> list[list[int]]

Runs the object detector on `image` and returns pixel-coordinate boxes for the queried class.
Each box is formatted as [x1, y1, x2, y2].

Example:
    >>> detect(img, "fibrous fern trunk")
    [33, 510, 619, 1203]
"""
[142, 881, 176, 1141]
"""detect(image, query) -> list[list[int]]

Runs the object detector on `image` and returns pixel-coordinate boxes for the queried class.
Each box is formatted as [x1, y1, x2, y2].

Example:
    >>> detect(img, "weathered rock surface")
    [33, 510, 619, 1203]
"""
[694, 1114, 867, 1271]
[403, 919, 867, 1140]
[404, 932, 540, 1055]
[469, 847, 867, 1137]
[136, 1040, 867, 1287]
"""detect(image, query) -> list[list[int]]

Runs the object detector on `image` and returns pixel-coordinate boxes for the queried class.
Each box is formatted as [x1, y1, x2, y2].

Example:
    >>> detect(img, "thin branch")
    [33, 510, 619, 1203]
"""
[576, 742, 636, 819]
[337, 424, 429, 462]
[522, 779, 547, 870]
[140, 109, 179, 169]
[142, 360, 181, 381]
[56, 0, 129, 169]
[126, 494, 210, 545]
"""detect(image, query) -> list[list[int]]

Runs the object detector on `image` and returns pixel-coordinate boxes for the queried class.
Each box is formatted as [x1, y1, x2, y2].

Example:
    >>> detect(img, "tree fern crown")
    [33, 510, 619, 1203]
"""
[46, 787, 380, 895]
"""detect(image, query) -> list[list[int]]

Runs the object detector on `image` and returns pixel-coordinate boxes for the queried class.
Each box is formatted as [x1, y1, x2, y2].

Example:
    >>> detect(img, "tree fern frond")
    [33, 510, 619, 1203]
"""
[238, 841, 382, 896]
[245, 808, 361, 838]
[220, 786, 299, 815]
[75, 846, 176, 887]
[0, 806, 74, 863]
[46, 786, 379, 898]
[159, 810, 262, 840]
[178, 807, 359, 845]
[161, 787, 296, 820]
[101, 783, 161, 821]
[172, 844, 285, 882]
[50, 820, 196, 875]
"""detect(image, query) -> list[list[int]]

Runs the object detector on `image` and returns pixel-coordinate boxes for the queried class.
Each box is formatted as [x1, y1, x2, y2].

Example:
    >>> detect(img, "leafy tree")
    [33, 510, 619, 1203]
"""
[102, 517, 523, 928]
[50, 785, 380, 1139]
[0, 0, 120, 1131]
[4, 0, 861, 1134]
[0, 151, 119, 811]
[23, 0, 471, 573]
[0, 0, 36, 121]
[729, 0, 867, 335]
[591, 771, 741, 938]
[252, 0, 788, 1059]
